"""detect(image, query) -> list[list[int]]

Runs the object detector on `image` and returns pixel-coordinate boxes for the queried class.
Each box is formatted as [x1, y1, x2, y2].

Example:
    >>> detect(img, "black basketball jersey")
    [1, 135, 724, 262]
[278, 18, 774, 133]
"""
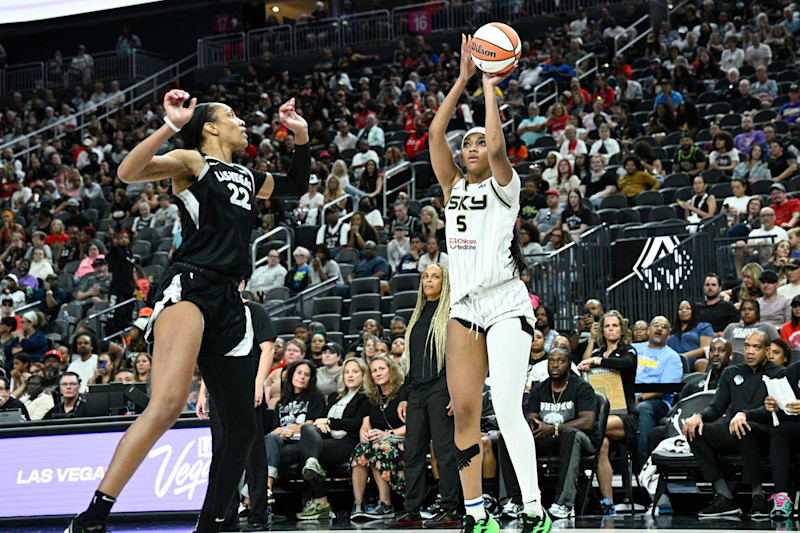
[172, 155, 267, 279]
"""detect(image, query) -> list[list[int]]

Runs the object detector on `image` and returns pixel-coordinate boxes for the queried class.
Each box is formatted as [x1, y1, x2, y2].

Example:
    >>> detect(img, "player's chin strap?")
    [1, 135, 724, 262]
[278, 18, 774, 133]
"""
[456, 443, 480, 471]
[272, 142, 311, 198]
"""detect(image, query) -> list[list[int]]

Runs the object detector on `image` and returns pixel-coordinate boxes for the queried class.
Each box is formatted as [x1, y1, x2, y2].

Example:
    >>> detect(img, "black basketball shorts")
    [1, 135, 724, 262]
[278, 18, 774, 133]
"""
[145, 263, 253, 357]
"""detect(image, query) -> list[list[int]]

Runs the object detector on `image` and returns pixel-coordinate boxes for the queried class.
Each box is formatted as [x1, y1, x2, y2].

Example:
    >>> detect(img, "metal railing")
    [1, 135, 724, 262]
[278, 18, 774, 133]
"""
[1, 49, 170, 96]
[575, 53, 598, 78]
[83, 297, 143, 340]
[266, 277, 338, 319]
[320, 193, 355, 223]
[617, 0, 692, 57]
[532, 78, 557, 105]
[252, 226, 293, 270]
[382, 161, 415, 217]
[1, 52, 198, 163]
[14, 300, 42, 315]
[613, 14, 648, 54]
[196, 0, 636, 68]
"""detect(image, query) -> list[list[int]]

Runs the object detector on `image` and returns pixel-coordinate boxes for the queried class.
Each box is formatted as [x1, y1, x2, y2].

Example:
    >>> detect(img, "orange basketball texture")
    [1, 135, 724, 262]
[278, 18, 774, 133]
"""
[470, 22, 522, 75]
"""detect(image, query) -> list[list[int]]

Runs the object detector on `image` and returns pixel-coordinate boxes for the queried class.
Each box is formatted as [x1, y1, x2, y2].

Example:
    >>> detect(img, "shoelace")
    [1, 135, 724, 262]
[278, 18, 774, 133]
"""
[770, 493, 792, 509]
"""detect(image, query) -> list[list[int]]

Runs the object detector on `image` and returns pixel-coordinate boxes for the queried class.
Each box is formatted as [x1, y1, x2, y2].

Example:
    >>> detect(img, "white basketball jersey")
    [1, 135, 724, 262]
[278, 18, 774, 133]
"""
[445, 169, 521, 306]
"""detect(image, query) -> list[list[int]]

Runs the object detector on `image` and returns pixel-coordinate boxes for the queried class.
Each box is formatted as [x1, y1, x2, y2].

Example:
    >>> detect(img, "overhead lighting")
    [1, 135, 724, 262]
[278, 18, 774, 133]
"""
[272, 6, 280, 12]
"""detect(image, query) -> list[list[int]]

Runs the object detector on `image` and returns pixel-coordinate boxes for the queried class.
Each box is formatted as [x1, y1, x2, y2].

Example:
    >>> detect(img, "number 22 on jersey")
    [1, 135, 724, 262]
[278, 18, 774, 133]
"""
[227, 183, 251, 211]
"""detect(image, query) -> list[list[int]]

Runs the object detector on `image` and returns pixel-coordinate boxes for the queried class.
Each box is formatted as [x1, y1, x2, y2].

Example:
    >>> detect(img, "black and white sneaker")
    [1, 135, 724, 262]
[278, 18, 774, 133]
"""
[350, 501, 367, 520]
[750, 495, 771, 520]
[698, 494, 742, 517]
[64, 517, 106, 533]
[365, 502, 395, 520]
[267, 487, 275, 505]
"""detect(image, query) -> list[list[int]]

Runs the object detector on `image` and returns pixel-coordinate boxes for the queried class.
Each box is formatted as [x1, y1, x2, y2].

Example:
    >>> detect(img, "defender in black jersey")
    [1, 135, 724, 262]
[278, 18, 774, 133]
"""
[67, 90, 309, 533]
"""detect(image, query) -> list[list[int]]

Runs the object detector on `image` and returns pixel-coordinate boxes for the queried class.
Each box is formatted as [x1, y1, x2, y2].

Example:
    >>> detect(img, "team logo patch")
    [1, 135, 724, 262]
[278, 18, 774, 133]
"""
[733, 374, 744, 386]
[449, 237, 477, 251]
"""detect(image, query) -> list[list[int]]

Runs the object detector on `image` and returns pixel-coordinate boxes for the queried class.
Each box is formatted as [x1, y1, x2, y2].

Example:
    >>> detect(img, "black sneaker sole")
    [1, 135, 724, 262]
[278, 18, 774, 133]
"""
[698, 508, 742, 517]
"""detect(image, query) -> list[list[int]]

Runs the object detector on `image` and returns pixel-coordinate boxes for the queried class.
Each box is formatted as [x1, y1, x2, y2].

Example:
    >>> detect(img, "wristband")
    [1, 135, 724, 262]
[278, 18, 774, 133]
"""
[164, 116, 181, 133]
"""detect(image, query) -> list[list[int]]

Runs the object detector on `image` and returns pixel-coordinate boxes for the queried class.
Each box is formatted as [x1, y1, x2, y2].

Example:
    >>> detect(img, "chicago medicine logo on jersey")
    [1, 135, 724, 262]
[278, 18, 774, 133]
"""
[447, 192, 486, 250]
[217, 169, 253, 211]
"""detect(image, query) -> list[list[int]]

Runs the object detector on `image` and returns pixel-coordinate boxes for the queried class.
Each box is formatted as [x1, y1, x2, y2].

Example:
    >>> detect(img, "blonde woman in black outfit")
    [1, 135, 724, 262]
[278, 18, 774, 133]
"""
[576, 310, 637, 515]
[390, 263, 461, 528]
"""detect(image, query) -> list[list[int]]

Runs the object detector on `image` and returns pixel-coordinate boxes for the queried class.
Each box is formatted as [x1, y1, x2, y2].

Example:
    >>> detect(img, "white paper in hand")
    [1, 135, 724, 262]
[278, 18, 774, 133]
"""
[763, 376, 799, 426]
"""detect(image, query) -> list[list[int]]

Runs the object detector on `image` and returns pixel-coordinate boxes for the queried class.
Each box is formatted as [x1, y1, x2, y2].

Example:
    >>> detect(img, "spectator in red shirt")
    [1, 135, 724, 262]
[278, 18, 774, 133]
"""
[592, 74, 615, 108]
[0, 211, 24, 247]
[507, 132, 529, 164]
[612, 55, 632, 80]
[44, 219, 69, 247]
[570, 77, 590, 104]
[405, 121, 428, 160]
[770, 182, 800, 229]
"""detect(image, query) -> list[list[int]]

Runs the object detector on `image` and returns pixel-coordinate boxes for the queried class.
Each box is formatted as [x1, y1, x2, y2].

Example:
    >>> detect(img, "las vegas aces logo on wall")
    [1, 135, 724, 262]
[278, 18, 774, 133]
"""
[632, 236, 694, 291]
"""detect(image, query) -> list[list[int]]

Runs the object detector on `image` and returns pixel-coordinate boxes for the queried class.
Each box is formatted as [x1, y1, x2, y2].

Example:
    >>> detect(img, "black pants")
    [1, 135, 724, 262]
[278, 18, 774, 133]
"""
[403, 377, 460, 513]
[499, 428, 594, 506]
[108, 292, 134, 337]
[770, 419, 800, 493]
[688, 419, 770, 487]
[223, 402, 269, 523]
[198, 355, 257, 531]
[299, 424, 359, 498]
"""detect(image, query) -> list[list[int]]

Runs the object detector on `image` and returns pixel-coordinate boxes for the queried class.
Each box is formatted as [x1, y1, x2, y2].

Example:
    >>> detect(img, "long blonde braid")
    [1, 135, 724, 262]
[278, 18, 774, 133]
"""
[403, 263, 450, 375]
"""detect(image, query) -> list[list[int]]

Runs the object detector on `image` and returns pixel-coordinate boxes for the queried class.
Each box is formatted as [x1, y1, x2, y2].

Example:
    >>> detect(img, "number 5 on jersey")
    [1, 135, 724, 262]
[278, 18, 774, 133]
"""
[228, 183, 251, 210]
[456, 215, 467, 232]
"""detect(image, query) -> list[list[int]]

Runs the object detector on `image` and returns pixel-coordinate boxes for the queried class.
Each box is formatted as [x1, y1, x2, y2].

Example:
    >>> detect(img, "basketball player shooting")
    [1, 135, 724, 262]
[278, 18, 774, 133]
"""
[428, 35, 551, 533]
[66, 90, 309, 533]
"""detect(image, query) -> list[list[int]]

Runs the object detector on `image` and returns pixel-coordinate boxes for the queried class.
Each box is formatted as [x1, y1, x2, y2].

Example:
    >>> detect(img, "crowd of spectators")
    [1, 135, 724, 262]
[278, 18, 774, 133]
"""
[3, 0, 800, 521]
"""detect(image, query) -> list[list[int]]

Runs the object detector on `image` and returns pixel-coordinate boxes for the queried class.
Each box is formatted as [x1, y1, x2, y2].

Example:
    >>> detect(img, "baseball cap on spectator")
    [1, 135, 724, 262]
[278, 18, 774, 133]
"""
[92, 257, 107, 266]
[792, 296, 800, 307]
[43, 349, 62, 363]
[545, 189, 560, 197]
[138, 307, 153, 318]
[319, 151, 331, 159]
[322, 342, 343, 357]
[791, 84, 800, 93]
[0, 299, 13, 309]
[259, 93, 269, 100]
[650, 57, 661, 64]
[5, 274, 17, 283]
[359, 77, 370, 85]
[309, 174, 320, 185]
[133, 317, 149, 331]
[82, 136, 93, 147]
[759, 270, 779, 283]
[66, 198, 80, 207]
[786, 258, 800, 270]
[82, 226, 96, 238]
[771, 182, 786, 192]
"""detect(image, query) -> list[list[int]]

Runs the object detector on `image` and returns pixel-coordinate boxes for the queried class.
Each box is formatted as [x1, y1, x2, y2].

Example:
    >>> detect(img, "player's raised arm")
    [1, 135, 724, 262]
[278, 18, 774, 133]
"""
[258, 98, 311, 199]
[482, 72, 513, 186]
[117, 89, 201, 184]
[429, 34, 474, 199]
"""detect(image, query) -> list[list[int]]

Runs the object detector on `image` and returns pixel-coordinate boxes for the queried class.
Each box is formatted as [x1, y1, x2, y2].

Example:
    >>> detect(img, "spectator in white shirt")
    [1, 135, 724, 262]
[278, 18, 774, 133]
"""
[720, 36, 745, 71]
[350, 138, 380, 179]
[66, 333, 98, 393]
[297, 174, 325, 225]
[387, 227, 411, 271]
[357, 113, 385, 149]
[332, 121, 358, 152]
[150, 194, 179, 234]
[248, 249, 288, 300]
[589, 124, 621, 164]
[749, 207, 789, 244]
[745, 33, 772, 67]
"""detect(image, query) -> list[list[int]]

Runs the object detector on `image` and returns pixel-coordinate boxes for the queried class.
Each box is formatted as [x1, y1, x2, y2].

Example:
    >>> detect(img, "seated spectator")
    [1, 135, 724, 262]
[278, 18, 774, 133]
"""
[648, 103, 676, 136]
[358, 197, 384, 229]
[507, 132, 529, 164]
[14, 259, 39, 292]
[296, 356, 369, 520]
[518, 103, 547, 148]
[559, 125, 586, 164]
[560, 189, 591, 239]
[534, 190, 563, 238]
[752, 65, 778, 105]
[554, 160, 581, 199]
[654, 80, 683, 111]
[18, 374, 54, 421]
[765, 240, 792, 273]
[309, 244, 343, 287]
[316, 204, 350, 253]
[75, 243, 104, 280]
[733, 145, 770, 183]
[615, 74, 643, 103]
[387, 227, 410, 272]
[500, 348, 599, 519]
[588, 125, 620, 165]
[397, 233, 424, 274]
[248, 250, 288, 300]
[285, 247, 312, 295]
[132, 203, 153, 233]
[357, 113, 385, 150]
[535, 305, 559, 352]
[44, 372, 86, 419]
[314, 341, 343, 396]
[0, 376, 28, 420]
[30, 274, 68, 320]
[682, 331, 782, 518]
[418, 237, 448, 273]
[66, 332, 99, 392]
[674, 133, 707, 177]
[681, 175, 717, 225]
[4, 311, 47, 363]
[350, 355, 406, 521]
[668, 300, 714, 371]
[0, 316, 17, 357]
[780, 296, 800, 348]
[767, 141, 798, 182]
[405, 121, 429, 160]
[632, 316, 683, 464]
[617, 156, 660, 200]
[420, 206, 446, 242]
[682, 337, 733, 397]
[520, 223, 543, 264]
[87, 353, 116, 386]
[346, 211, 380, 251]
[748, 207, 789, 244]
[28, 248, 54, 281]
[351, 139, 380, 179]
[722, 298, 779, 355]
[576, 310, 637, 515]
[150, 194, 179, 235]
[544, 103, 570, 139]
[698, 273, 741, 333]
[357, 161, 383, 202]
[708, 132, 740, 175]
[769, 338, 793, 367]
[349, 241, 389, 296]
[757, 269, 791, 328]
[733, 115, 766, 156]
[770, 182, 800, 230]
[298, 174, 324, 224]
[74, 257, 112, 303]
[746, 33, 772, 67]
[265, 360, 327, 502]
[389, 201, 421, 236]
[323, 174, 349, 212]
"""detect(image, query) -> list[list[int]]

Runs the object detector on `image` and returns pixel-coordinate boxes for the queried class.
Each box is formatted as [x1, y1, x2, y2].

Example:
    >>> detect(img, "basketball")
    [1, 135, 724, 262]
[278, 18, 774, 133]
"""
[469, 22, 522, 75]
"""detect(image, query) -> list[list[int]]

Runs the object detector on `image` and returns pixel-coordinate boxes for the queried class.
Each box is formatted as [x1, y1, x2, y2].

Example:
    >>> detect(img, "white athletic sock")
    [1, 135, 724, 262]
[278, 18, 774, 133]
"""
[523, 500, 544, 517]
[487, 319, 542, 506]
[465, 496, 487, 521]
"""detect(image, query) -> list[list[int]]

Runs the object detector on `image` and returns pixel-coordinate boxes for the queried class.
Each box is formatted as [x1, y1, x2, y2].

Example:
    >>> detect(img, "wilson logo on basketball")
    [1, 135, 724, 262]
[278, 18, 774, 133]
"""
[471, 43, 496, 58]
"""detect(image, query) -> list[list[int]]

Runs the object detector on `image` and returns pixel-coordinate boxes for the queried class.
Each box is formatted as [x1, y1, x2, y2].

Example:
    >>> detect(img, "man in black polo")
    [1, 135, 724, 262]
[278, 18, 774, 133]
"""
[0, 376, 28, 420]
[683, 331, 784, 518]
[698, 273, 740, 334]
